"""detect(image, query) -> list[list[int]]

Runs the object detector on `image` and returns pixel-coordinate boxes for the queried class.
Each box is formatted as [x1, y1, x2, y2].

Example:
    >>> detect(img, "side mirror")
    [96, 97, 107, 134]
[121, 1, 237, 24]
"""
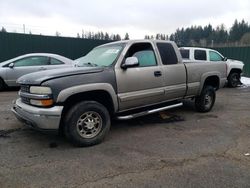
[121, 57, 139, 69]
[8, 63, 14, 68]
[223, 57, 227, 61]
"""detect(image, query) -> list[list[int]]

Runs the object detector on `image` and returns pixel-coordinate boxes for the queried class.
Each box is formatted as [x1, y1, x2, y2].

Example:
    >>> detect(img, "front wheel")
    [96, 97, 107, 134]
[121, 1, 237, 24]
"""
[195, 86, 216, 113]
[64, 101, 111, 147]
[228, 72, 240, 88]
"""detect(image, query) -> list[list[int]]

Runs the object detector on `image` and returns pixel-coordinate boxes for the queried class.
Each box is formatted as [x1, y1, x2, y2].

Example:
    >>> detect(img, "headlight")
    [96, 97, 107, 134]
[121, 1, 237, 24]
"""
[30, 86, 52, 94]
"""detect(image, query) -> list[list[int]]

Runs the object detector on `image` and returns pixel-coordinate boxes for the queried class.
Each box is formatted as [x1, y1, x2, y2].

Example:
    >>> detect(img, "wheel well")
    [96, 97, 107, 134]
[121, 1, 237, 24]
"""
[61, 90, 115, 115]
[59, 90, 115, 134]
[203, 76, 220, 90]
[228, 69, 242, 77]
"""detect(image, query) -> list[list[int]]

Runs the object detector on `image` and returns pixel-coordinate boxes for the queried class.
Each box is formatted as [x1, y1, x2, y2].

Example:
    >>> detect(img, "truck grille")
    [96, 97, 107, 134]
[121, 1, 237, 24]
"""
[20, 85, 30, 104]
[21, 96, 30, 104]
[20, 85, 30, 93]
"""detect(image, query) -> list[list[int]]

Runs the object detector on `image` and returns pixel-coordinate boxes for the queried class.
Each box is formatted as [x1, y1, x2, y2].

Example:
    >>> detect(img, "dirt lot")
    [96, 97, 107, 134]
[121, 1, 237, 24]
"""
[0, 86, 250, 188]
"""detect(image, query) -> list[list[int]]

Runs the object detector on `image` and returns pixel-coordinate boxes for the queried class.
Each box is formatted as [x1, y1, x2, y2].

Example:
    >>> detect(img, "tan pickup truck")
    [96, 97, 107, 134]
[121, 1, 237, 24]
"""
[12, 40, 227, 146]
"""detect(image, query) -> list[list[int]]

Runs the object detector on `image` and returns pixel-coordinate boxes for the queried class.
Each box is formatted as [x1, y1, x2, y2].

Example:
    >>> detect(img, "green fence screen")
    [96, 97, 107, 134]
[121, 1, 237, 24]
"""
[1, 32, 249, 77]
[215, 47, 250, 77]
[0, 32, 112, 62]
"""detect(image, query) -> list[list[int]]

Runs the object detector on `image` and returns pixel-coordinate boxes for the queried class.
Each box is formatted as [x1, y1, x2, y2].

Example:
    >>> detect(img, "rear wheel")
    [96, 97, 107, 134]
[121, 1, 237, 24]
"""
[228, 72, 240, 88]
[195, 86, 216, 113]
[64, 101, 111, 147]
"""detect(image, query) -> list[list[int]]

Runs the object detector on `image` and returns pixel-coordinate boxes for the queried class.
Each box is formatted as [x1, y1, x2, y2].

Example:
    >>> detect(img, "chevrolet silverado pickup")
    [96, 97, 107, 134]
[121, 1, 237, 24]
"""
[179, 47, 244, 87]
[12, 40, 227, 147]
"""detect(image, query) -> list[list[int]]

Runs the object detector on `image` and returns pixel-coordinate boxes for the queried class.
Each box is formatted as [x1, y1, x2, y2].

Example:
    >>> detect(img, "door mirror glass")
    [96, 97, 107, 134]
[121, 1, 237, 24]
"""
[121, 57, 139, 69]
[8, 63, 14, 68]
[223, 57, 228, 61]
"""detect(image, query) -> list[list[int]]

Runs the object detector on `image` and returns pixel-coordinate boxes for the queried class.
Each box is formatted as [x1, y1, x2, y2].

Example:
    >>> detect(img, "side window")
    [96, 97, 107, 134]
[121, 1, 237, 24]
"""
[50, 58, 64, 65]
[14, 56, 49, 67]
[194, 50, 207, 61]
[125, 43, 157, 67]
[156, 43, 178, 65]
[180, 49, 190, 59]
[209, 51, 223, 61]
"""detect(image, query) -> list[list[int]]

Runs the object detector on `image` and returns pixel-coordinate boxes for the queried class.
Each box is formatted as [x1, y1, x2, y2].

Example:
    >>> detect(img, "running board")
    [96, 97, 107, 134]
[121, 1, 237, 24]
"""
[116, 102, 183, 120]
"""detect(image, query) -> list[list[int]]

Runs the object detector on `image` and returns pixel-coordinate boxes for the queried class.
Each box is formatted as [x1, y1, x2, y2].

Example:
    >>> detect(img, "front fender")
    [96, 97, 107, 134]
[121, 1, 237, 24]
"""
[56, 83, 118, 112]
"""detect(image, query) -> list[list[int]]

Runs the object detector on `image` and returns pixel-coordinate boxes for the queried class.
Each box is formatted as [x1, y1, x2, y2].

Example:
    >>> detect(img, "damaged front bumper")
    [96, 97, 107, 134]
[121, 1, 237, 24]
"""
[11, 98, 63, 131]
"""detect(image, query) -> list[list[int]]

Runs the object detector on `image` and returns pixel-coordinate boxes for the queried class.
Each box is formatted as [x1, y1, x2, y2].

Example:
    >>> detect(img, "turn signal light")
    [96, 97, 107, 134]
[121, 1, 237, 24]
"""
[30, 99, 53, 107]
[41, 99, 54, 106]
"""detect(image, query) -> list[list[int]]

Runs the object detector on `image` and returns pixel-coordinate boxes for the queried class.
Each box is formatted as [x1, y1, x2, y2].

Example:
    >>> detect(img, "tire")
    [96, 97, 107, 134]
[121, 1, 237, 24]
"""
[228, 72, 240, 88]
[64, 101, 111, 147]
[0, 78, 6, 91]
[195, 86, 216, 113]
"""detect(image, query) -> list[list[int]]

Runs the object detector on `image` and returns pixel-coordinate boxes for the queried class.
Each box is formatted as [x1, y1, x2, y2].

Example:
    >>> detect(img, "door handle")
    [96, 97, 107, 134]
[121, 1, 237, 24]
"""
[154, 71, 162, 77]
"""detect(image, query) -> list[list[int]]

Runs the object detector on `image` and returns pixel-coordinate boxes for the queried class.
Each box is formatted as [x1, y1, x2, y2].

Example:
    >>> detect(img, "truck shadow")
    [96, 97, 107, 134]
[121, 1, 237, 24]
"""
[112, 112, 185, 128]
[111, 99, 194, 129]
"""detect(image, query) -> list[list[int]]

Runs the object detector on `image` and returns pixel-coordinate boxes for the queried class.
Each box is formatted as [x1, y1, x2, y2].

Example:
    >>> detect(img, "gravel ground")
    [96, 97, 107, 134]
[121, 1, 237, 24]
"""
[0, 86, 250, 188]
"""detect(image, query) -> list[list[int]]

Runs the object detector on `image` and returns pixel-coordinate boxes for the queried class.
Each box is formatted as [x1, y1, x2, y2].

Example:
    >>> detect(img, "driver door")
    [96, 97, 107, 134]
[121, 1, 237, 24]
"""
[115, 42, 165, 111]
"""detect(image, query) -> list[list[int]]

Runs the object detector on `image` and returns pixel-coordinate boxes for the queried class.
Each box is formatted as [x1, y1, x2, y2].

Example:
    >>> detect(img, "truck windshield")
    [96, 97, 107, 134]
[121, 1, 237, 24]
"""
[75, 44, 124, 67]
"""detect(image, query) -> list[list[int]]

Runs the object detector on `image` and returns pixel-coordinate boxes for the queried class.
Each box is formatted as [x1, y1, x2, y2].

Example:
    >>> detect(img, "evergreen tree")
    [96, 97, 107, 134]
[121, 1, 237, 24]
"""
[82, 30, 85, 38]
[116, 34, 121, 41]
[124, 33, 129, 40]
[104, 32, 110, 40]
[0, 27, 7, 32]
[55, 31, 61, 37]
[100, 32, 104, 40]
[156, 34, 160, 40]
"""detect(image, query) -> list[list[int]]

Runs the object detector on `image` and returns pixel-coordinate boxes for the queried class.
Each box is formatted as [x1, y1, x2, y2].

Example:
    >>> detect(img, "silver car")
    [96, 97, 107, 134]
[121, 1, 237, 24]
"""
[0, 53, 73, 90]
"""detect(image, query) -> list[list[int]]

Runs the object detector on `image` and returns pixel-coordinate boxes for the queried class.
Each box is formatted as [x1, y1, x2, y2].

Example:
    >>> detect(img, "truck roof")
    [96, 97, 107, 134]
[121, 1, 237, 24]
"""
[99, 39, 176, 47]
[179, 47, 215, 51]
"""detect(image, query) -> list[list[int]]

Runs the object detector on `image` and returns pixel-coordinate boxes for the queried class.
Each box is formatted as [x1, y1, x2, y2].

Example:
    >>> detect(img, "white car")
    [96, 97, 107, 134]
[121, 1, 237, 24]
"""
[0, 53, 73, 91]
[179, 47, 244, 87]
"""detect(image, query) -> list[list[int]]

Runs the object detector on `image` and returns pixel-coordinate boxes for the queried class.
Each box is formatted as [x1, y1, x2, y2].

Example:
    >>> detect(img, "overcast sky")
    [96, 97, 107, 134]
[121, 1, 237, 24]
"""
[0, 0, 250, 39]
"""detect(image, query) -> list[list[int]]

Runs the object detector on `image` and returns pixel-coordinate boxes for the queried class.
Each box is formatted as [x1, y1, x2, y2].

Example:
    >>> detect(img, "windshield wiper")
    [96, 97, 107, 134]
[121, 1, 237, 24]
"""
[82, 62, 98, 67]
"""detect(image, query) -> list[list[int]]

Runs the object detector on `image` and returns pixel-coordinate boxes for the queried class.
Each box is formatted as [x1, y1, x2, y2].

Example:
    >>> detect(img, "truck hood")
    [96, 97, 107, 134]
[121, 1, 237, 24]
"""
[17, 67, 104, 85]
[227, 59, 244, 65]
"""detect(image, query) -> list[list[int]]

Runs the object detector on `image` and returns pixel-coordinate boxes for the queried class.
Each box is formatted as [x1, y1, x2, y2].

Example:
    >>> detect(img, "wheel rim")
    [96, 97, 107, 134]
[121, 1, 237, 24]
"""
[76, 111, 102, 139]
[231, 74, 239, 87]
[204, 93, 213, 109]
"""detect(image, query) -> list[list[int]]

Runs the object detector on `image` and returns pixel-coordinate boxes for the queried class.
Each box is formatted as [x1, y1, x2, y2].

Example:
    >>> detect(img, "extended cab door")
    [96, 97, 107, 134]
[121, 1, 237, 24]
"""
[156, 42, 187, 100]
[115, 42, 165, 111]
